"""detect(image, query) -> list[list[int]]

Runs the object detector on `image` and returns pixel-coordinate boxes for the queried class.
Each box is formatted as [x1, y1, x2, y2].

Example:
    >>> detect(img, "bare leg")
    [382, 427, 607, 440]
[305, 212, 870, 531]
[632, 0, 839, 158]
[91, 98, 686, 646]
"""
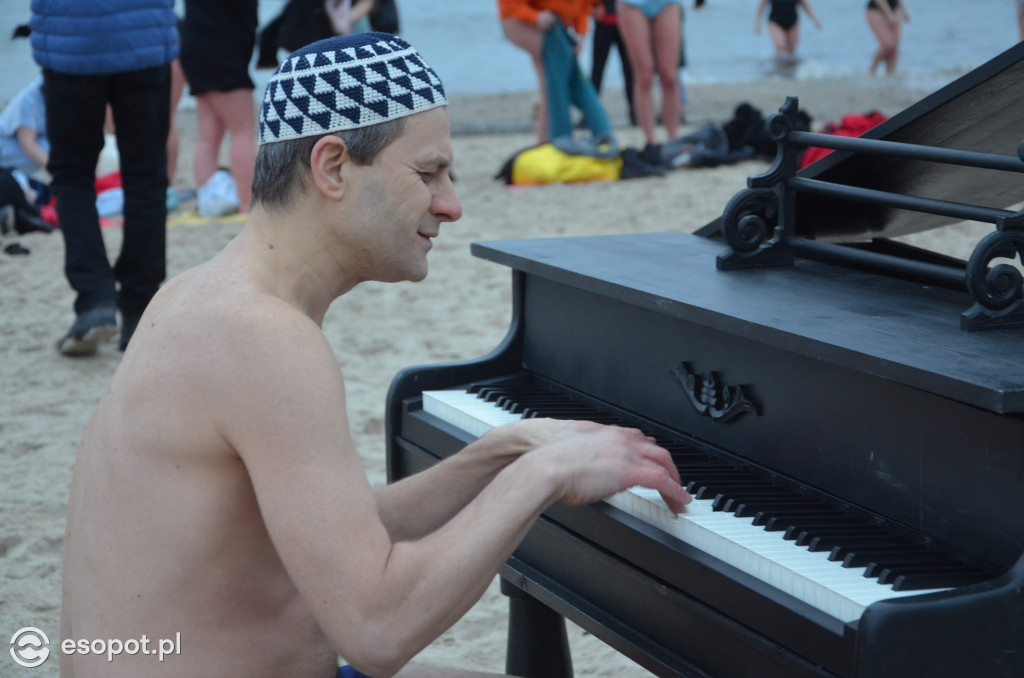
[501, 18, 549, 143]
[167, 58, 187, 186]
[866, 9, 900, 75]
[200, 89, 257, 213]
[883, 20, 901, 74]
[618, 2, 657, 145]
[651, 4, 682, 141]
[193, 94, 225, 190]
[785, 24, 800, 55]
[767, 21, 790, 57]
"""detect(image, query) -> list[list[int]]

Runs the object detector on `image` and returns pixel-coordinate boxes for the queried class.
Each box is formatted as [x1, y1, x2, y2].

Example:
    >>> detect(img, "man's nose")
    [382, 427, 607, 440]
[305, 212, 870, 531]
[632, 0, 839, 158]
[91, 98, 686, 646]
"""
[432, 181, 462, 223]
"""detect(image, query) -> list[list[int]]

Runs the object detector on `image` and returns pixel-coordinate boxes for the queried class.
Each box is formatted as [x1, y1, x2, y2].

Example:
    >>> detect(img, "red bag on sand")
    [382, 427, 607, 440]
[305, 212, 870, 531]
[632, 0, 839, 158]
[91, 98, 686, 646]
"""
[95, 171, 122, 193]
[800, 111, 888, 169]
[40, 202, 58, 226]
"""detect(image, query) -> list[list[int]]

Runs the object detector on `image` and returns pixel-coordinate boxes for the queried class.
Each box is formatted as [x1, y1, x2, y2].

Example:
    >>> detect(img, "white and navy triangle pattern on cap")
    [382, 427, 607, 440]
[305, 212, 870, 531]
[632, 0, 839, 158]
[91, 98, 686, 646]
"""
[258, 32, 448, 145]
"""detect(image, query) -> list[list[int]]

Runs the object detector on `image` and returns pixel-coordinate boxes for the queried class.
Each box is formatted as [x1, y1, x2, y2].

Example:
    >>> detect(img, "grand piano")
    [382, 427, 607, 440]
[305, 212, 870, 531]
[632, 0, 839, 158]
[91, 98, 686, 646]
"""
[386, 44, 1024, 677]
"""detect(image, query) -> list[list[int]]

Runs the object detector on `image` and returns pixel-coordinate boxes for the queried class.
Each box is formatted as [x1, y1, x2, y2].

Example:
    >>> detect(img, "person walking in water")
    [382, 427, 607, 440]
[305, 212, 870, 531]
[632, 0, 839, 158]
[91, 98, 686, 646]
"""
[754, 0, 822, 70]
[866, 0, 909, 76]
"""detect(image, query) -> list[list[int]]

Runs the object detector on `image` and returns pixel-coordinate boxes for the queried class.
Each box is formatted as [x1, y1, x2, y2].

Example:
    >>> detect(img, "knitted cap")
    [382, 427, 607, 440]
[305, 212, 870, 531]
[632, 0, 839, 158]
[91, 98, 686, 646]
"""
[258, 32, 447, 145]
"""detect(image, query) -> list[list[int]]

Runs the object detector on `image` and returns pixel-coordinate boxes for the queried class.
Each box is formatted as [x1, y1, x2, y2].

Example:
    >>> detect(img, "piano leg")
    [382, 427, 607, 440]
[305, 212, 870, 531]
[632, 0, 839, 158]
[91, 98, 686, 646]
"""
[501, 577, 573, 678]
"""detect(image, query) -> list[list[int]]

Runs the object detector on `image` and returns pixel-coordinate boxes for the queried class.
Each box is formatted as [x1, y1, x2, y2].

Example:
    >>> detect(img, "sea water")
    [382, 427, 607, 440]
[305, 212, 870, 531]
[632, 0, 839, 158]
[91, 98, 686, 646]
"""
[1, 0, 1018, 102]
[400, 0, 1020, 94]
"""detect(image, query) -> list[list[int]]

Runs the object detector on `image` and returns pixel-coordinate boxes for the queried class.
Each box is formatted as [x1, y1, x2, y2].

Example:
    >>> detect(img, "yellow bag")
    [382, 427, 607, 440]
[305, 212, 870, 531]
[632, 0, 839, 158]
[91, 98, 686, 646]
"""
[508, 143, 622, 185]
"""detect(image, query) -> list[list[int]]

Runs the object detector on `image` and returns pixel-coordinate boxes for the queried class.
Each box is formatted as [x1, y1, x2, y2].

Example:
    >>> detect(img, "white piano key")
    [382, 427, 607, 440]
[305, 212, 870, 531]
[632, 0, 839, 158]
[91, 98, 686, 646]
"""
[423, 388, 951, 623]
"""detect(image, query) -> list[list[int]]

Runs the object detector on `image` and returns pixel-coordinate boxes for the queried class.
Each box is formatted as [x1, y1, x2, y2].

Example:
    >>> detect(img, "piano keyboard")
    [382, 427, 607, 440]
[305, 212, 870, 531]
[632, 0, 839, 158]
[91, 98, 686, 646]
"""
[421, 385, 976, 624]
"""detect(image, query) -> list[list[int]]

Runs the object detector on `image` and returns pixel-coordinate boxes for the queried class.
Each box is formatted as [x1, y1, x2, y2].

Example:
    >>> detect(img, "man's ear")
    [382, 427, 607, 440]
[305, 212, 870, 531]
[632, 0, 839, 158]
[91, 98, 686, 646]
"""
[309, 135, 349, 201]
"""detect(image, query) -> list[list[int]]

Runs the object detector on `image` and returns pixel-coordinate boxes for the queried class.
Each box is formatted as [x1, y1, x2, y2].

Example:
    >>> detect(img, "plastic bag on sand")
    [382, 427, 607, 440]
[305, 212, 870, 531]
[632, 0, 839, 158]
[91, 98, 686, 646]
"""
[197, 169, 239, 217]
[96, 187, 124, 217]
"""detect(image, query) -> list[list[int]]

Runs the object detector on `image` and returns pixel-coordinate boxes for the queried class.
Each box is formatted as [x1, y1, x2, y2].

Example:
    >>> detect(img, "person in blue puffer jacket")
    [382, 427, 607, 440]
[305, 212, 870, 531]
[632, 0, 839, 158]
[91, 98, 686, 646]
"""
[31, 0, 179, 356]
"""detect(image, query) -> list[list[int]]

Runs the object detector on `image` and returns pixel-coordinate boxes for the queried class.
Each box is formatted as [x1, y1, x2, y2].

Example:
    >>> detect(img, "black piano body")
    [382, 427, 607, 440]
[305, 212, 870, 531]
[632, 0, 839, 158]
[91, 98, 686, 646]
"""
[387, 232, 1024, 678]
[386, 45, 1024, 678]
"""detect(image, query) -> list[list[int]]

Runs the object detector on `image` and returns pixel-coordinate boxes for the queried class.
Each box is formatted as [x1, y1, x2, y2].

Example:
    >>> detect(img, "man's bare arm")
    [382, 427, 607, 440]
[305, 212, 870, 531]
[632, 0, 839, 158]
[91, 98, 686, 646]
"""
[217, 309, 687, 678]
[373, 418, 590, 542]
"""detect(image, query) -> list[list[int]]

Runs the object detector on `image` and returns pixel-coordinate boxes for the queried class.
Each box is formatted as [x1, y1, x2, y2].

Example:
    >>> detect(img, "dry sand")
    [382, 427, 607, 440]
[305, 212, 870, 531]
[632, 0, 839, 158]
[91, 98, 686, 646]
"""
[0, 77, 994, 676]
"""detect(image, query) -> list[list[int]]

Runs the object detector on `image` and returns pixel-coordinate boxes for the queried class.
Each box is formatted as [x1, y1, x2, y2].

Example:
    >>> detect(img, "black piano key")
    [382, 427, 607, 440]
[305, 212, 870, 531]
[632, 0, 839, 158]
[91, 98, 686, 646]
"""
[670, 454, 719, 466]
[694, 483, 781, 500]
[876, 563, 981, 586]
[891, 571, 989, 591]
[691, 484, 778, 500]
[715, 494, 806, 511]
[808, 533, 913, 553]
[733, 500, 824, 519]
[764, 515, 864, 532]
[795, 529, 878, 547]
[756, 511, 845, 529]
[861, 553, 954, 576]
[674, 464, 738, 475]
[720, 493, 806, 510]
[829, 543, 927, 563]
[679, 468, 759, 479]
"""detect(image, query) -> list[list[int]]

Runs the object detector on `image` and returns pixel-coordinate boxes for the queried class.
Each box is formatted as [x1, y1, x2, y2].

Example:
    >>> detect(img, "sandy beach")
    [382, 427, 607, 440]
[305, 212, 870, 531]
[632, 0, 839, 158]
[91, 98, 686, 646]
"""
[0, 74, 995, 676]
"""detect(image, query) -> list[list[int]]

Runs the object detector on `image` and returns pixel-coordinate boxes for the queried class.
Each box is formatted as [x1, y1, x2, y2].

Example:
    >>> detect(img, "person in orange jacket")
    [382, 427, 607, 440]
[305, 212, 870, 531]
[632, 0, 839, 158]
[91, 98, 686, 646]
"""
[499, 0, 600, 143]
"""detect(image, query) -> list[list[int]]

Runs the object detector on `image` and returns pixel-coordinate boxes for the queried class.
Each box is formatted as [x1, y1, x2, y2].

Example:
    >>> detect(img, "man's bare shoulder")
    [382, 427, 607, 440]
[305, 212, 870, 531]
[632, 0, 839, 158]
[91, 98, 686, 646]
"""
[109, 255, 340, 438]
[135, 260, 328, 366]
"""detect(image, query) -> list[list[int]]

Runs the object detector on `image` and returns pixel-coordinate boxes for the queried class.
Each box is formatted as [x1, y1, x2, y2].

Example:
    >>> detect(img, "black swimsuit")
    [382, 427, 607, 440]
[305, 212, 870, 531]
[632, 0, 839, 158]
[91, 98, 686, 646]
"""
[867, 0, 899, 10]
[769, 0, 799, 29]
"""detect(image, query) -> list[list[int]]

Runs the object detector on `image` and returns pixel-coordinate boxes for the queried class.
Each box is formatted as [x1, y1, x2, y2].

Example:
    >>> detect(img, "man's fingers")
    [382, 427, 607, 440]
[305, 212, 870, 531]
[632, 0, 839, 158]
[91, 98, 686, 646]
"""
[631, 463, 691, 513]
[636, 439, 682, 485]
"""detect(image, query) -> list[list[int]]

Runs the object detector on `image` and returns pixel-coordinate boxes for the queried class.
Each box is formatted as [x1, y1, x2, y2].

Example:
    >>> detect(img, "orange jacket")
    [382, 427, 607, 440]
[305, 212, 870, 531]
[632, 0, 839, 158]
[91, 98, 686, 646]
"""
[498, 0, 600, 36]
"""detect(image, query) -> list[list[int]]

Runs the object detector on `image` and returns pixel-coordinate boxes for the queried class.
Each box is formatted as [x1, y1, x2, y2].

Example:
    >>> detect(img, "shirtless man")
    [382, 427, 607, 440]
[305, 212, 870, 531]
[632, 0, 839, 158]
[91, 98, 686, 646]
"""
[59, 32, 690, 678]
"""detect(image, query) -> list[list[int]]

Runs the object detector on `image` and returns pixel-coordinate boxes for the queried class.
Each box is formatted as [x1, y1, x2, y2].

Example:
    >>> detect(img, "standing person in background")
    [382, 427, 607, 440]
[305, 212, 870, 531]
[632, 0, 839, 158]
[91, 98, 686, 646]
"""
[0, 75, 48, 178]
[591, 0, 636, 126]
[325, 0, 376, 35]
[165, 36, 188, 208]
[500, 0, 615, 147]
[866, 0, 909, 76]
[617, 0, 704, 167]
[754, 0, 822, 69]
[31, 0, 177, 356]
[1016, 0, 1023, 41]
[499, 0, 599, 144]
[180, 0, 259, 216]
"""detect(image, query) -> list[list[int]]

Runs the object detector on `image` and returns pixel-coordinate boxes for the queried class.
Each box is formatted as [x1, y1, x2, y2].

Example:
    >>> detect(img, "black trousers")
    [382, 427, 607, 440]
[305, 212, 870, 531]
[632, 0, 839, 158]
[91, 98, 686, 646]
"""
[44, 65, 170, 316]
[590, 22, 635, 124]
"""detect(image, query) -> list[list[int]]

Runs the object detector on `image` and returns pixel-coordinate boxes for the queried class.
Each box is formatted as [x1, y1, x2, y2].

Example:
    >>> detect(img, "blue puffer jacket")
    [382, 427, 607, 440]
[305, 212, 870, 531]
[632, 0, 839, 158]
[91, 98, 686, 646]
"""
[30, 0, 179, 76]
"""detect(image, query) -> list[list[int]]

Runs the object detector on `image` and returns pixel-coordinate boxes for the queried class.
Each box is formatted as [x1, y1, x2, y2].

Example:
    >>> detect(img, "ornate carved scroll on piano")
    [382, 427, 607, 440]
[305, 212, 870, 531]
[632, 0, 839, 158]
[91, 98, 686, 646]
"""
[716, 96, 1024, 331]
[669, 361, 759, 423]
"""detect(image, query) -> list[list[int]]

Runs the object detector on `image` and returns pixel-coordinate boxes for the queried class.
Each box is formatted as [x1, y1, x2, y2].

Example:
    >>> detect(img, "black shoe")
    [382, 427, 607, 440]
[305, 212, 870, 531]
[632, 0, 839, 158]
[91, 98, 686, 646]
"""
[14, 208, 54, 235]
[119, 309, 143, 352]
[57, 306, 118, 357]
[620, 148, 667, 179]
[0, 204, 14, 236]
[640, 143, 665, 168]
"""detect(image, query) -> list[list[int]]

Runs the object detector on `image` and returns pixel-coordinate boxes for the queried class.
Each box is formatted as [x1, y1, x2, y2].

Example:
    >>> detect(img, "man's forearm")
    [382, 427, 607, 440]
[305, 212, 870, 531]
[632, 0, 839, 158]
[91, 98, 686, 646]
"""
[357, 453, 562, 676]
[374, 426, 528, 541]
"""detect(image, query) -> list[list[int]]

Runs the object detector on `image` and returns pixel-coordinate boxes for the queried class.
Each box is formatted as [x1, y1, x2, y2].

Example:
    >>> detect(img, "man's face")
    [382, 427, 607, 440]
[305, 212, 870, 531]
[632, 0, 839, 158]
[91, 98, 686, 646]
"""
[343, 107, 461, 284]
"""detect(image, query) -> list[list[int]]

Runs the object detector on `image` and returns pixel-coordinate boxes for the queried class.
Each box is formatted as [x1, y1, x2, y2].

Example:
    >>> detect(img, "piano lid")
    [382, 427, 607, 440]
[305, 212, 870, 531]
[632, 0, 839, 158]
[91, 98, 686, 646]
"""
[471, 232, 1024, 414]
[705, 42, 1024, 242]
